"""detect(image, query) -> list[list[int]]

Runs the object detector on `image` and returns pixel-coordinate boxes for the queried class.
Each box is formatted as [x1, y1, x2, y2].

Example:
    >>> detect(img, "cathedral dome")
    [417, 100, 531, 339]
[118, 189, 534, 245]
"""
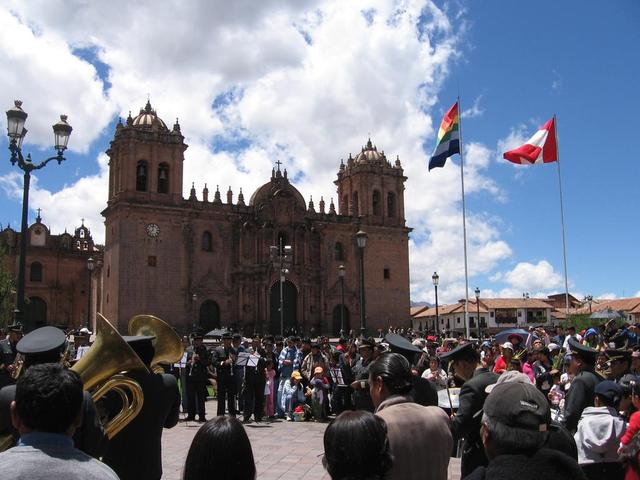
[353, 138, 386, 164]
[131, 100, 168, 130]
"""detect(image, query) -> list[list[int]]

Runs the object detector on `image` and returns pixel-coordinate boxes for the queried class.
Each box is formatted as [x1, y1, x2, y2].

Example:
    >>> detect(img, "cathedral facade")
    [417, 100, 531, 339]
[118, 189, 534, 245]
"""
[101, 101, 411, 335]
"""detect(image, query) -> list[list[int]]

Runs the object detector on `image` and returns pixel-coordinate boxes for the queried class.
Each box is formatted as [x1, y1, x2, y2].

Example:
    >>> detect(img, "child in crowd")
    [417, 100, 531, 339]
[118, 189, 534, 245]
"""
[310, 366, 330, 421]
[575, 381, 626, 480]
[264, 359, 276, 418]
[619, 379, 640, 479]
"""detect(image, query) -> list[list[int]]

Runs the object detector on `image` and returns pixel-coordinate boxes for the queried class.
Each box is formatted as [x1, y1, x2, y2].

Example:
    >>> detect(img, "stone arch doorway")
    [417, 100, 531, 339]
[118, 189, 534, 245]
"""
[199, 300, 220, 333]
[27, 296, 47, 329]
[332, 304, 350, 337]
[270, 280, 297, 335]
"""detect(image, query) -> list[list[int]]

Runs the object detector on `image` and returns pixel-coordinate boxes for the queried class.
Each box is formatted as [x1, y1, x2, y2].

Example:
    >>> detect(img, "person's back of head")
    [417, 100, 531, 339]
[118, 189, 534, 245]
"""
[13, 362, 83, 436]
[183, 416, 255, 480]
[323, 410, 392, 480]
[368, 353, 413, 405]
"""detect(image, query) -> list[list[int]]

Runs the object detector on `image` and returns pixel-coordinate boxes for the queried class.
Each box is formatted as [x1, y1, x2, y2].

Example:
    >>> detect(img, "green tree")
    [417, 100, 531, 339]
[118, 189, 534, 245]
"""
[0, 246, 15, 329]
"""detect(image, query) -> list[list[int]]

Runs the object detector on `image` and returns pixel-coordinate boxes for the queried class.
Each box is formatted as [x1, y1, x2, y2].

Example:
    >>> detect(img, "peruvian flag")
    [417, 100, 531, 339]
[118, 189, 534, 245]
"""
[503, 117, 558, 165]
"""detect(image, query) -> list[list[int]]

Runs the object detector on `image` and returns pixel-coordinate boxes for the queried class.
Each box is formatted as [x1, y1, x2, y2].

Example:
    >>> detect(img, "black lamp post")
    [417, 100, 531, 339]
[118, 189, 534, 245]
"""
[6, 100, 72, 332]
[432, 272, 439, 334]
[270, 240, 292, 336]
[474, 287, 481, 339]
[338, 264, 346, 336]
[585, 294, 593, 313]
[355, 230, 367, 337]
[86, 257, 94, 329]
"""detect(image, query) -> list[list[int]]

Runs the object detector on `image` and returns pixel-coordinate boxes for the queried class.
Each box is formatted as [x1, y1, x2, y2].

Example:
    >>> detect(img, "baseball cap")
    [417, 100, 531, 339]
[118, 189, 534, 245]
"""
[595, 380, 623, 405]
[501, 342, 514, 351]
[485, 370, 532, 394]
[484, 382, 550, 432]
[291, 371, 302, 380]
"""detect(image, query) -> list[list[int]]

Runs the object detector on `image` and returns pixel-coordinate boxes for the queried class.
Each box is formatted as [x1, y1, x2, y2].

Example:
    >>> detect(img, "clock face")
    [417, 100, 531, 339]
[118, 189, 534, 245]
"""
[146, 223, 160, 238]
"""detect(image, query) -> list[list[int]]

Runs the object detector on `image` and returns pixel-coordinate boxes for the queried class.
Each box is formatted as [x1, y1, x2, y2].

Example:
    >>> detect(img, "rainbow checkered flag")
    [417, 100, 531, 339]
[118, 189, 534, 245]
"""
[429, 102, 460, 170]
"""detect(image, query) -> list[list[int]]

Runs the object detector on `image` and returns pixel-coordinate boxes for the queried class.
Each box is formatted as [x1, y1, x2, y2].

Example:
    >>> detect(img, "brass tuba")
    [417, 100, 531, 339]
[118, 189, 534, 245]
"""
[128, 314, 184, 374]
[72, 313, 149, 439]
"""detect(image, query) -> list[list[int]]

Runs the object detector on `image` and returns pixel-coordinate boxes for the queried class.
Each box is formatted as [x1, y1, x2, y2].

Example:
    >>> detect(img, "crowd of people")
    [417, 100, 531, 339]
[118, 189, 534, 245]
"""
[3, 319, 640, 479]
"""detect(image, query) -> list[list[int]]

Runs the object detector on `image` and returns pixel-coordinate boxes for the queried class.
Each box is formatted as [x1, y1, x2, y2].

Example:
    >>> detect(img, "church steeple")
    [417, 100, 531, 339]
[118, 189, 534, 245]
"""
[334, 137, 406, 224]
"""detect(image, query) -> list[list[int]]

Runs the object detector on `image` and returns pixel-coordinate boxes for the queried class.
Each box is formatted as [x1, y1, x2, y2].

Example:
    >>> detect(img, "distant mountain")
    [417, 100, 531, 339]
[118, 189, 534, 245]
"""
[410, 301, 432, 308]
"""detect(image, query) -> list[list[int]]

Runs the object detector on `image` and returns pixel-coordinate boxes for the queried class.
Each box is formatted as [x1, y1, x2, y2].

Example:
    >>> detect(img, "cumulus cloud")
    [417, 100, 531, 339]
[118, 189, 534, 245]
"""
[0, 0, 524, 301]
[597, 293, 618, 300]
[501, 260, 564, 292]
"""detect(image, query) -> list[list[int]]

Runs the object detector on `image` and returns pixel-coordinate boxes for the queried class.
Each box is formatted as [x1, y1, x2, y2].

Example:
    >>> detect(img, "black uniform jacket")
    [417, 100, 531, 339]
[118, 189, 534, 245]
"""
[562, 368, 603, 432]
[102, 370, 180, 480]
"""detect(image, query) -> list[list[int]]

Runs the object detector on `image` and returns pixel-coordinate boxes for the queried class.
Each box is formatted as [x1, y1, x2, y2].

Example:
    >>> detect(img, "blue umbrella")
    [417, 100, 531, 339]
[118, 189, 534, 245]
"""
[495, 328, 530, 345]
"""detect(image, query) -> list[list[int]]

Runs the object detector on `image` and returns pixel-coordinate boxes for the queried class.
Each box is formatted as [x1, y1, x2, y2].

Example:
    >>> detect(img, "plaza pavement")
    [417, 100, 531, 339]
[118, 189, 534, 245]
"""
[161, 399, 462, 480]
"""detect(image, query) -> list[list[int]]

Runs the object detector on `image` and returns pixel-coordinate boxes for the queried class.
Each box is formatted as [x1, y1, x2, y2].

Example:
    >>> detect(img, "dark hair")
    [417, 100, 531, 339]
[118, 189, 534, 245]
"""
[183, 416, 255, 480]
[15, 363, 83, 433]
[323, 411, 392, 480]
[368, 353, 413, 395]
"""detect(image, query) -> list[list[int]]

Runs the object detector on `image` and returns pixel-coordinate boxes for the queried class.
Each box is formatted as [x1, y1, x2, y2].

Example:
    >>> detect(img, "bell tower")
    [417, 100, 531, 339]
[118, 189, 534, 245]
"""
[334, 138, 406, 226]
[105, 100, 187, 206]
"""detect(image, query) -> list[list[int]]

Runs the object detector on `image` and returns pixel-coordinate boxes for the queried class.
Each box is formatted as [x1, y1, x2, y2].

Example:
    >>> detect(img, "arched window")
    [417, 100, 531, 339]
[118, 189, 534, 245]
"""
[30, 262, 43, 282]
[387, 192, 396, 218]
[372, 190, 381, 216]
[136, 161, 148, 192]
[202, 231, 212, 252]
[334, 242, 344, 261]
[158, 163, 169, 194]
[352, 192, 359, 216]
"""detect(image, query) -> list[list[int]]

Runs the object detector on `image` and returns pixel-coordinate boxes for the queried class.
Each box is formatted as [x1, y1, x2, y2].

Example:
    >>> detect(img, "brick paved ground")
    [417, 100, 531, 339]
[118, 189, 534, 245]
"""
[161, 400, 462, 480]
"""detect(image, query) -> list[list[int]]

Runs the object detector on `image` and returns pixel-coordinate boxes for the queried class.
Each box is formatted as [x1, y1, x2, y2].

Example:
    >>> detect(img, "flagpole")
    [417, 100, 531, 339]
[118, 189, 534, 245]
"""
[457, 96, 470, 338]
[554, 114, 570, 317]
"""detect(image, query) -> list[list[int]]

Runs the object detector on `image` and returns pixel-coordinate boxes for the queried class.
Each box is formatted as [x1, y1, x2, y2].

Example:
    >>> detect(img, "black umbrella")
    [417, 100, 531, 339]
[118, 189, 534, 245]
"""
[205, 328, 230, 338]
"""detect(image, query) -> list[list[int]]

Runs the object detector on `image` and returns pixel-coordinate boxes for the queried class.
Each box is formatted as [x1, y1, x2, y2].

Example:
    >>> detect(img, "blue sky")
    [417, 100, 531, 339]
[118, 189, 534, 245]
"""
[0, 0, 638, 304]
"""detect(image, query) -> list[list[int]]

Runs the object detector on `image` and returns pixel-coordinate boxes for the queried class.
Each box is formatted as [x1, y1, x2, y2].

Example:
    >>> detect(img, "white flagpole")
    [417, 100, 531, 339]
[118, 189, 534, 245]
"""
[457, 96, 470, 338]
[554, 115, 570, 316]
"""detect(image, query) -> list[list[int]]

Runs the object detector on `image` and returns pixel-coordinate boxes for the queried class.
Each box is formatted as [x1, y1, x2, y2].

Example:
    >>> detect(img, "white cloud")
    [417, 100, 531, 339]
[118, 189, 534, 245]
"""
[597, 293, 618, 300]
[0, 153, 108, 238]
[461, 95, 484, 119]
[0, 8, 114, 153]
[635, 290, 640, 298]
[0, 1, 523, 301]
[502, 260, 564, 292]
[551, 69, 563, 91]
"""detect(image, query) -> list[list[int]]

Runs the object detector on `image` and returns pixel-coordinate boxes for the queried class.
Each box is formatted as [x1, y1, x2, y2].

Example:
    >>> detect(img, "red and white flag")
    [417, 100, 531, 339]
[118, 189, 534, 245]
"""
[503, 117, 558, 165]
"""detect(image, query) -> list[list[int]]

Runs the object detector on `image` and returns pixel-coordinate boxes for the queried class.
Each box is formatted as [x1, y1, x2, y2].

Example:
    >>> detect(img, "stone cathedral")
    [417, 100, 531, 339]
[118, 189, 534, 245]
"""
[102, 101, 410, 335]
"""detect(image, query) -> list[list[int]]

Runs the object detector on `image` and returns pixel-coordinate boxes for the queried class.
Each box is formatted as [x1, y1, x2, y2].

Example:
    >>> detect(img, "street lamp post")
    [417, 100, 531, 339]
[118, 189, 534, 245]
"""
[585, 294, 593, 313]
[6, 100, 72, 332]
[270, 240, 292, 336]
[474, 287, 481, 340]
[432, 272, 439, 335]
[338, 264, 346, 336]
[86, 257, 94, 329]
[355, 230, 367, 338]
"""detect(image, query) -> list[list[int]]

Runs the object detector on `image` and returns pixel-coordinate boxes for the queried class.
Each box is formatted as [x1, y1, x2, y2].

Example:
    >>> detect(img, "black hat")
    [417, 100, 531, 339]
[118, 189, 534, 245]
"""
[605, 348, 631, 363]
[192, 332, 204, 340]
[484, 382, 551, 432]
[17, 326, 66, 355]
[567, 337, 597, 364]
[358, 337, 376, 349]
[123, 335, 155, 366]
[302, 337, 312, 345]
[438, 342, 476, 362]
[311, 343, 321, 349]
[7, 322, 23, 332]
[222, 332, 232, 340]
[595, 380, 623, 405]
[384, 333, 422, 358]
[232, 333, 242, 341]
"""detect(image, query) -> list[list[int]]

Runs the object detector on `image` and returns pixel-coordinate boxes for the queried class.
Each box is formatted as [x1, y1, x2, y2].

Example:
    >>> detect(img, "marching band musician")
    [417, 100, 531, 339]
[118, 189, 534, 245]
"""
[0, 322, 23, 389]
[185, 333, 210, 422]
[0, 326, 107, 458]
[215, 332, 237, 416]
[102, 334, 180, 480]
